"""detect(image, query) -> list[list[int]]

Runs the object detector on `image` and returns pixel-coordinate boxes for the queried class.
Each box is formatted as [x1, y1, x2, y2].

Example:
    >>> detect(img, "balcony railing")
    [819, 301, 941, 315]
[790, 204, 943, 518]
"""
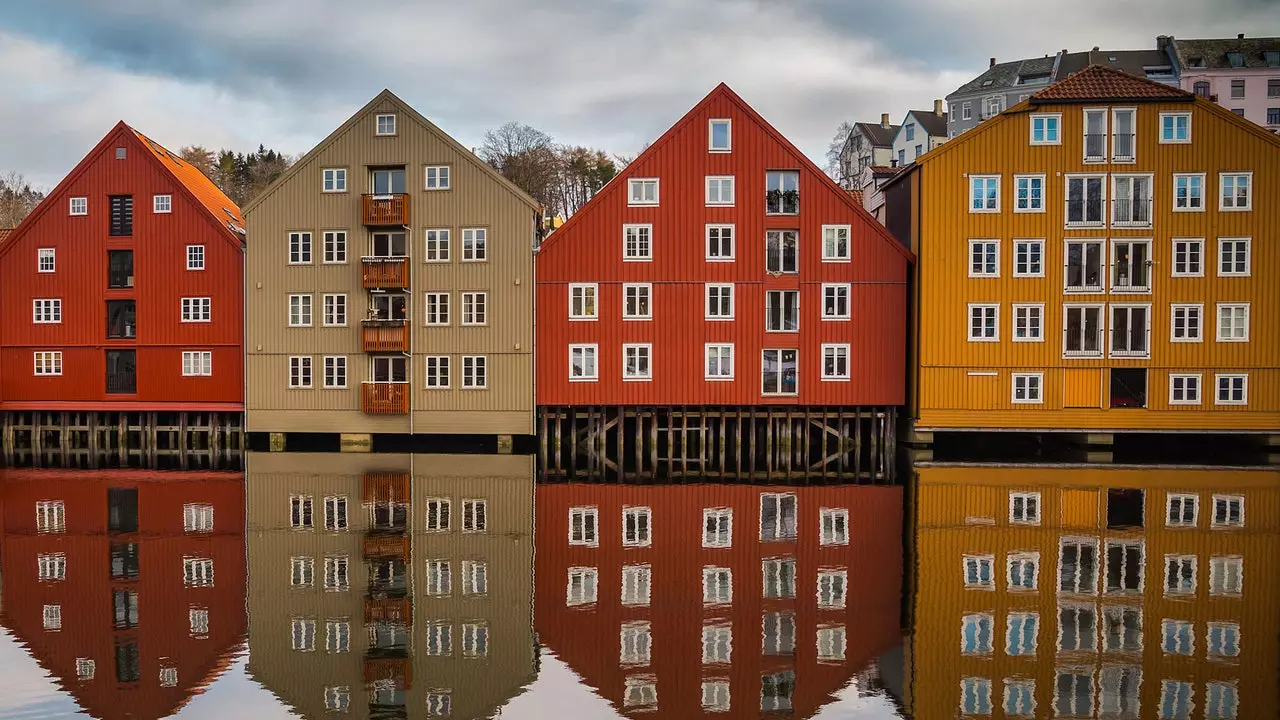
[1083, 133, 1107, 162]
[1111, 198, 1152, 227]
[362, 320, 409, 352]
[362, 194, 409, 226]
[361, 256, 409, 290]
[364, 534, 410, 561]
[1111, 133, 1135, 162]
[362, 382, 409, 415]
[363, 472, 410, 503]
[364, 657, 412, 690]
[365, 598, 412, 626]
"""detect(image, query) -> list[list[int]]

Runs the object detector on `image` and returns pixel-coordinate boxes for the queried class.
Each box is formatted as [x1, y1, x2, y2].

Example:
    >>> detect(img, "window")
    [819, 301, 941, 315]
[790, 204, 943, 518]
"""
[1172, 239, 1203, 276]
[1009, 492, 1040, 523]
[969, 175, 999, 212]
[569, 344, 597, 381]
[1012, 304, 1043, 342]
[1212, 494, 1244, 527]
[706, 224, 734, 260]
[1059, 538, 1099, 593]
[968, 304, 998, 341]
[1218, 238, 1250, 276]
[69, 197, 87, 215]
[705, 283, 733, 320]
[1270, 107, 1280, 125]
[569, 506, 598, 545]
[323, 556, 349, 591]
[620, 622, 653, 667]
[905, 123, 915, 141]
[461, 291, 486, 325]
[462, 560, 487, 595]
[623, 675, 657, 710]
[319, 230, 346, 264]
[375, 114, 396, 135]
[33, 351, 62, 376]
[461, 228, 486, 261]
[1059, 603, 1098, 651]
[1169, 373, 1201, 405]
[817, 569, 847, 608]
[1064, 305, 1103, 356]
[419, 356, 448, 390]
[1172, 174, 1204, 212]
[424, 292, 450, 325]
[1014, 175, 1044, 212]
[813, 343, 848, 381]
[290, 558, 313, 588]
[969, 239, 999, 277]
[1008, 552, 1038, 590]
[1216, 303, 1249, 341]
[1112, 175, 1152, 226]
[705, 343, 733, 380]
[179, 351, 212, 377]
[765, 230, 798, 273]
[1165, 493, 1198, 527]
[821, 284, 850, 320]
[322, 168, 346, 192]
[762, 558, 796, 598]
[1105, 539, 1144, 593]
[760, 349, 798, 395]
[622, 283, 651, 319]
[186, 244, 205, 270]
[288, 232, 311, 264]
[1004, 679, 1035, 717]
[623, 224, 652, 260]
[702, 623, 732, 664]
[817, 625, 846, 662]
[183, 558, 214, 587]
[320, 294, 346, 327]
[37, 552, 66, 580]
[962, 102, 972, 119]
[461, 355, 486, 388]
[288, 295, 312, 326]
[1210, 556, 1243, 595]
[1162, 619, 1194, 655]
[424, 165, 450, 190]
[765, 171, 799, 214]
[1006, 612, 1039, 656]
[622, 565, 651, 606]
[1064, 239, 1105, 291]
[961, 613, 993, 654]
[426, 559, 451, 596]
[424, 228, 451, 261]
[705, 175, 734, 205]
[1111, 107, 1136, 160]
[288, 356, 313, 388]
[765, 290, 799, 331]
[188, 608, 209, 637]
[290, 495, 313, 528]
[622, 344, 651, 381]
[820, 224, 850, 261]
[423, 497, 452, 532]
[36, 500, 65, 533]
[37, 248, 55, 273]
[568, 284, 596, 320]
[1229, 77, 1246, 98]
[1030, 113, 1060, 144]
[1012, 239, 1043, 277]
[151, 194, 172, 214]
[1110, 304, 1150, 357]
[108, 195, 132, 236]
[1160, 111, 1191, 143]
[425, 622, 452, 655]
[32, 299, 61, 324]
[566, 566, 597, 606]
[961, 677, 992, 715]
[703, 508, 732, 547]
[323, 496, 347, 531]
[1066, 175, 1105, 226]
[1207, 622, 1240, 658]
[1205, 682, 1238, 720]
[964, 555, 995, 588]
[1215, 374, 1248, 405]
[762, 613, 796, 656]
[41, 604, 62, 631]
[628, 178, 658, 206]
[897, 149, 905, 165]
[709, 118, 731, 151]
[1101, 607, 1144, 654]
[1220, 173, 1251, 210]
[760, 493, 797, 540]
[1170, 305, 1202, 343]
[1164, 554, 1196, 594]
[1272, 76, 1280, 94]
[819, 508, 848, 545]
[621, 506, 651, 546]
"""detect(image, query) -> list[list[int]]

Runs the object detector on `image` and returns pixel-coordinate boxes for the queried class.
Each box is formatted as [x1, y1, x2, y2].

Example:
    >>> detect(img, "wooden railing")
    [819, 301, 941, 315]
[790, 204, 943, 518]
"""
[362, 382, 409, 415]
[362, 472, 410, 503]
[364, 534, 410, 561]
[361, 320, 408, 352]
[365, 598, 412, 626]
[362, 194, 409, 226]
[361, 257, 409, 290]
[364, 657, 412, 689]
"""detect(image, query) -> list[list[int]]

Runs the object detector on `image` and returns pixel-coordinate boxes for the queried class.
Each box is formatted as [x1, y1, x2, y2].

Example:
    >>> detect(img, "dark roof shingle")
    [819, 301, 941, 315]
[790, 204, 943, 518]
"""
[1174, 37, 1280, 70]
[907, 110, 948, 138]
[1031, 64, 1193, 102]
[853, 121, 899, 147]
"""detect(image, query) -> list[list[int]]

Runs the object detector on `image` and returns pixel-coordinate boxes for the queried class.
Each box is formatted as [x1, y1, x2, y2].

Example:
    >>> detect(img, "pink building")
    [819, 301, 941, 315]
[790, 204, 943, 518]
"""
[1167, 34, 1280, 130]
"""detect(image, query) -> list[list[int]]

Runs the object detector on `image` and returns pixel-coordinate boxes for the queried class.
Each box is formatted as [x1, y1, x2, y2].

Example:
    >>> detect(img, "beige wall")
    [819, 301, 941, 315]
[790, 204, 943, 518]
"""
[245, 92, 538, 435]
[246, 451, 535, 718]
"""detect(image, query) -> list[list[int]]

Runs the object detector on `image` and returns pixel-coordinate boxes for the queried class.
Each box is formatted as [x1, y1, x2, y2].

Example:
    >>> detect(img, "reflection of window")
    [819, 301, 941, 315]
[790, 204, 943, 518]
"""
[43, 604, 62, 630]
[961, 613, 992, 654]
[1058, 603, 1097, 651]
[620, 621, 652, 665]
[1162, 619, 1194, 655]
[1006, 613, 1038, 656]
[425, 498, 450, 531]
[462, 560, 487, 596]
[1209, 556, 1243, 595]
[569, 506, 598, 545]
[701, 623, 732, 664]
[761, 558, 795, 599]
[1206, 622, 1240, 658]
[1055, 670, 1095, 717]
[1007, 552, 1038, 591]
[1165, 555, 1196, 594]
[462, 622, 488, 658]
[1004, 678, 1035, 717]
[1205, 682, 1238, 720]
[702, 567, 732, 605]
[183, 558, 214, 587]
[759, 493, 797, 540]
[1212, 494, 1244, 527]
[426, 559, 451, 596]
[762, 613, 796, 656]
[462, 499, 486, 532]
[964, 555, 994, 589]
[1103, 606, 1143, 652]
[761, 670, 796, 712]
[1160, 680, 1193, 719]
[566, 567, 597, 607]
[817, 625, 846, 662]
[701, 680, 730, 712]
[621, 565, 650, 606]
[624, 675, 657, 710]
[1104, 540, 1144, 593]
[291, 618, 316, 651]
[1010, 492, 1040, 523]
[703, 508, 732, 548]
[1060, 538, 1099, 593]
[961, 677, 992, 715]
[819, 508, 848, 545]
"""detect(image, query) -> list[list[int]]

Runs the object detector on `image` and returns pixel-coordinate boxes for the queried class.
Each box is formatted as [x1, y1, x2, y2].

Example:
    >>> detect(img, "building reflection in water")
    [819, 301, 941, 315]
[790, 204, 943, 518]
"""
[0, 468, 247, 719]
[245, 452, 536, 719]
[905, 465, 1280, 719]
[534, 481, 905, 717]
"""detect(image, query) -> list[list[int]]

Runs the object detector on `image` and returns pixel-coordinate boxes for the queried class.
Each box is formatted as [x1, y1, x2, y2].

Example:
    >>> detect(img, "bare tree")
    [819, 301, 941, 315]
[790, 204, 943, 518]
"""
[825, 121, 856, 189]
[178, 145, 216, 176]
[478, 122, 560, 211]
[0, 172, 45, 228]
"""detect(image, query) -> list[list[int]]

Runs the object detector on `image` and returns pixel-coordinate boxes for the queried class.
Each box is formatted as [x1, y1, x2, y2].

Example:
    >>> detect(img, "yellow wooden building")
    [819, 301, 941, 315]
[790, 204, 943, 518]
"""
[885, 65, 1280, 434]
[904, 465, 1280, 718]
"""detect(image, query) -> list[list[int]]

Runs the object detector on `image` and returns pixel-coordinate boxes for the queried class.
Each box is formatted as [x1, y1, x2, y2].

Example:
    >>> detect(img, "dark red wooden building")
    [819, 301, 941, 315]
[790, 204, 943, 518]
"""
[534, 482, 903, 718]
[0, 469, 246, 718]
[0, 122, 244, 413]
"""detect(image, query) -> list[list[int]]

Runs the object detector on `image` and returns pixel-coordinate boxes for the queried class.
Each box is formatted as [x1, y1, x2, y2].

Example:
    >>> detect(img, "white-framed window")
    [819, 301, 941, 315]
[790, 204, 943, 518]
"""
[424, 165, 450, 190]
[426, 559, 452, 596]
[1171, 238, 1203, 276]
[1003, 678, 1035, 717]
[322, 356, 346, 389]
[705, 283, 733, 320]
[424, 356, 449, 388]
[424, 292, 450, 325]
[321, 231, 346, 264]
[288, 294, 312, 326]
[36, 500, 65, 533]
[623, 223, 652, 261]
[1211, 494, 1244, 527]
[1215, 373, 1248, 405]
[568, 283, 597, 320]
[765, 229, 798, 273]
[762, 557, 796, 599]
[765, 170, 799, 214]
[1165, 554, 1197, 594]
[1169, 373, 1201, 405]
[1173, 173, 1204, 211]
[323, 555, 349, 592]
[1111, 175, 1152, 227]
[817, 625, 847, 663]
[424, 497, 450, 531]
[968, 303, 998, 341]
[462, 560, 487, 595]
[705, 175, 734, 205]
[1109, 303, 1150, 357]
[461, 228, 486, 262]
[765, 290, 799, 331]
[1160, 112, 1191, 143]
[961, 613, 993, 654]
[963, 554, 995, 589]
[152, 194, 172, 214]
[291, 618, 316, 651]
[708, 118, 731, 151]
[628, 178, 659, 206]
[1101, 607, 1142, 653]
[566, 566, 598, 606]
[290, 556, 314, 586]
[181, 297, 211, 323]
[969, 175, 1000, 212]
[76, 658, 96, 680]
[961, 677, 992, 715]
[1219, 172, 1251, 210]
[1216, 303, 1249, 341]
[43, 604, 62, 630]
[37, 552, 66, 580]
[1104, 539, 1145, 593]
[1111, 238, 1152, 292]
[1206, 622, 1240, 658]
[705, 343, 733, 380]
[320, 293, 346, 327]
[1059, 537, 1099, 594]
[1166, 493, 1198, 526]
[961, 102, 972, 120]
[424, 622, 452, 656]
[186, 244, 205, 270]
[288, 356, 313, 388]
[702, 508, 732, 547]
[620, 621, 652, 665]
[1161, 619, 1194, 655]
[1007, 551, 1038, 591]
[702, 566, 733, 605]
[1065, 174, 1106, 226]
[821, 283, 849, 320]
[706, 224, 734, 260]
[820, 343, 850, 381]
[1205, 682, 1238, 720]
[760, 348, 798, 395]
[183, 557, 214, 587]
[1012, 239, 1043, 276]
[622, 506, 651, 547]
[290, 495, 313, 529]
[32, 299, 62, 324]
[462, 355, 487, 388]
[1012, 303, 1043, 342]
[1170, 304, 1202, 342]
[1110, 107, 1137, 161]
[821, 224, 851, 261]
[1063, 304, 1104, 357]
[1014, 174, 1045, 212]
[621, 564, 651, 606]
[322, 496, 348, 532]
[1209, 555, 1243, 595]
[69, 197, 87, 216]
[461, 291, 486, 325]
[819, 508, 848, 545]
[288, 231, 312, 264]
[1030, 113, 1061, 144]
[623, 675, 657, 710]
[760, 492, 797, 541]
[1006, 612, 1039, 656]
[37, 248, 55, 273]
[1058, 603, 1098, 651]
[1009, 492, 1041, 524]
[33, 351, 62, 376]
[622, 283, 651, 319]
[969, 239, 998, 277]
[375, 113, 396, 135]
[181, 351, 212, 377]
[1218, 237, 1250, 276]
[817, 569, 847, 608]
[1064, 238, 1105, 291]
[569, 344, 597, 381]
[622, 344, 651, 381]
[569, 506, 598, 546]
[424, 228, 451, 262]
[322, 168, 347, 192]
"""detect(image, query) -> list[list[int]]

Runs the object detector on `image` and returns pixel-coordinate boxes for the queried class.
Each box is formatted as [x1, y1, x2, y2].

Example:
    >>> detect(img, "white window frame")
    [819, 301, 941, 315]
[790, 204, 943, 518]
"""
[967, 303, 999, 342]
[322, 167, 347, 192]
[1207, 622, 1241, 658]
[33, 299, 62, 324]
[460, 227, 486, 262]
[424, 292, 450, 326]
[1012, 239, 1044, 277]
[1006, 612, 1040, 656]
[1170, 303, 1203, 342]
[288, 356, 313, 389]
[569, 507, 599, 546]
[1110, 107, 1137, 162]
[1064, 174, 1107, 228]
[1011, 303, 1044, 342]
[186, 244, 205, 270]
[621, 564, 651, 606]
[1166, 492, 1199, 527]
[1064, 238, 1106, 291]
[321, 293, 347, 327]
[1211, 494, 1245, 527]
[424, 228, 451, 262]
[425, 559, 452, 596]
[181, 351, 212, 377]
[37, 248, 55, 273]
[821, 283, 850, 320]
[1209, 555, 1243, 596]
[819, 508, 848, 545]
[702, 508, 732, 548]
[181, 297, 212, 323]
[1164, 554, 1197, 595]
[961, 677, 992, 715]
[963, 554, 996, 589]
[1111, 174, 1153, 228]
[288, 231, 312, 264]
[621, 506, 652, 547]
[704, 343, 733, 381]
[821, 224, 851, 261]
[424, 356, 449, 389]
[1168, 373, 1202, 405]
[1007, 551, 1039, 591]
[568, 283, 597, 321]
[961, 613, 994, 654]
[69, 197, 87, 216]
[816, 569, 848, 608]
[461, 355, 487, 389]
[1011, 372, 1043, 404]
[628, 178, 659, 206]
[375, 114, 396, 136]
[424, 497, 451, 532]
[1029, 113, 1061, 145]
[1214, 373, 1248, 405]
[566, 566, 597, 606]
[1082, 107, 1109, 163]
[968, 239, 999, 278]
[288, 294, 312, 327]
[1171, 238, 1204, 277]
[620, 283, 654, 321]
[1215, 303, 1249, 342]
[820, 343, 850, 381]
[33, 351, 63, 376]
[1219, 172, 1252, 211]
[1217, 237, 1251, 277]
[1159, 112, 1191, 143]
[322, 355, 347, 389]
[1063, 303, 1105, 358]
[322, 230, 346, 264]
[1173, 172, 1204, 212]
[708, 118, 731, 151]
[760, 348, 798, 396]
[1058, 537, 1100, 594]
[969, 175, 1000, 213]
[424, 165, 450, 190]
[705, 224, 734, 261]
[622, 343, 652, 382]
[323, 495, 348, 531]
[152, 194, 172, 214]
[1009, 492, 1041, 524]
[705, 283, 734, 320]
[1013, 174, 1045, 213]
[461, 291, 487, 326]
[1108, 303, 1152, 358]
[705, 175, 734, 206]
[623, 223, 652, 261]
[569, 344, 598, 381]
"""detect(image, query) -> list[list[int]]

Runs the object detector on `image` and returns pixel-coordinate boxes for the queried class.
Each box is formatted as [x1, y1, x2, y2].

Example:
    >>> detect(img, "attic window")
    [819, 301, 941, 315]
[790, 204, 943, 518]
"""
[1265, 51, 1280, 67]
[376, 114, 397, 136]
[1190, 57, 1206, 68]
[981, 79, 994, 87]
[115, 147, 127, 160]
[1227, 52, 1245, 68]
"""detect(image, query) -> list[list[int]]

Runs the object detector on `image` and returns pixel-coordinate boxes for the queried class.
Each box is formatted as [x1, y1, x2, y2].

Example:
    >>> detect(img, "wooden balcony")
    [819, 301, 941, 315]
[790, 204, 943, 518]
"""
[364, 657, 412, 689]
[361, 257, 409, 290]
[363, 472, 410, 503]
[361, 320, 408, 352]
[365, 597, 412, 626]
[364, 534, 410, 561]
[362, 194, 409, 226]
[362, 382, 409, 415]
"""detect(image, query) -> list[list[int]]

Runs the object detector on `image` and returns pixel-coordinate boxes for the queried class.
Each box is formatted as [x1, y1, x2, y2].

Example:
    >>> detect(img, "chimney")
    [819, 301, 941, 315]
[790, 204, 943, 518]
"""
[989, 57, 996, 67]
[881, 113, 890, 128]
[1238, 33, 1245, 39]
[934, 99, 944, 117]
[1092, 46, 1100, 51]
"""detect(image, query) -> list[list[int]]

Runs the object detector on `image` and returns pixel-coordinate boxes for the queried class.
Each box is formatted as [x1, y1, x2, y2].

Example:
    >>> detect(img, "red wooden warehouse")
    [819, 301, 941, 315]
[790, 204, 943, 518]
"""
[535, 84, 912, 477]
[0, 122, 245, 458]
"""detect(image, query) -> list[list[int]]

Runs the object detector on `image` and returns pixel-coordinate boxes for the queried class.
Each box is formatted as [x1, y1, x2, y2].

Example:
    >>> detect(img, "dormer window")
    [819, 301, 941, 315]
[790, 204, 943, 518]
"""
[708, 119, 731, 152]
[1265, 51, 1280, 67]
[1189, 56, 1206, 68]
[375, 114, 397, 136]
[1226, 52, 1245, 68]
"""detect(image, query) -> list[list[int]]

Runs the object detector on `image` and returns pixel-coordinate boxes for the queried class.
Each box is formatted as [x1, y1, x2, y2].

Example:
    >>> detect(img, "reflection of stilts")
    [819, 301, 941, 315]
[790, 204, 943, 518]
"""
[538, 406, 897, 482]
[2, 410, 243, 469]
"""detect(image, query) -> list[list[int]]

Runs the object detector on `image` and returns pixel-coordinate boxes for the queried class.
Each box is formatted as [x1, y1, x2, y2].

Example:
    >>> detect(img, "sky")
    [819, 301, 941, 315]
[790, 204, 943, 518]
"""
[0, 1, 1276, 187]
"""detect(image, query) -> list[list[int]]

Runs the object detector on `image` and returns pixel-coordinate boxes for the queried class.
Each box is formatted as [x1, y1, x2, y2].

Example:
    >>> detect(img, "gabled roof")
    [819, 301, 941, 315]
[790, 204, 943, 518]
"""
[949, 57, 1045, 97]
[1030, 64, 1193, 103]
[903, 110, 948, 138]
[243, 89, 539, 215]
[1173, 36, 1280, 70]
[853, 121, 899, 147]
[539, 83, 914, 262]
[132, 127, 244, 229]
[1058, 49, 1176, 82]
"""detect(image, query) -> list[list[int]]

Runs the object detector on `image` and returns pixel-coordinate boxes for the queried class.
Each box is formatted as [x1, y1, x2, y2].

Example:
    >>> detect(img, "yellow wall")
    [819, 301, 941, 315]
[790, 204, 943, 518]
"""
[911, 98, 1280, 431]
[908, 465, 1280, 719]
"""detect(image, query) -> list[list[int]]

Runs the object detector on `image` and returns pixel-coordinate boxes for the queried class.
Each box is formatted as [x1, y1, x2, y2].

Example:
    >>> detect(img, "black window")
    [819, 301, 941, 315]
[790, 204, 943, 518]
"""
[108, 488, 138, 533]
[1106, 488, 1145, 529]
[113, 589, 139, 629]
[109, 196, 133, 236]
[110, 542, 140, 580]
[115, 639, 140, 683]
[107, 301, 136, 339]
[106, 350, 137, 394]
[107, 250, 133, 288]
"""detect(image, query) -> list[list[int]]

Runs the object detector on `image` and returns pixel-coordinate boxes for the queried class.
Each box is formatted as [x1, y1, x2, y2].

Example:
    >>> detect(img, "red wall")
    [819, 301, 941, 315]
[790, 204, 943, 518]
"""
[0, 124, 244, 410]
[536, 85, 909, 407]
[534, 482, 903, 719]
[0, 469, 246, 719]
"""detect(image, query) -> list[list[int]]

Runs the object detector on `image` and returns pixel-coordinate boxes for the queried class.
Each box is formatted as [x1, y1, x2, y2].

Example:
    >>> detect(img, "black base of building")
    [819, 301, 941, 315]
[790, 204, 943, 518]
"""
[909, 428, 1279, 466]
[244, 431, 538, 456]
[1, 410, 244, 469]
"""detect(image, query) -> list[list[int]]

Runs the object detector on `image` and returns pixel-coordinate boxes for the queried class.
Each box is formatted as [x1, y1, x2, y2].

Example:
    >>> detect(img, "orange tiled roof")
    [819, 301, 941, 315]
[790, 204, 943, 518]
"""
[847, 188, 864, 205]
[1031, 64, 1193, 102]
[0, 229, 11, 243]
[129, 127, 244, 230]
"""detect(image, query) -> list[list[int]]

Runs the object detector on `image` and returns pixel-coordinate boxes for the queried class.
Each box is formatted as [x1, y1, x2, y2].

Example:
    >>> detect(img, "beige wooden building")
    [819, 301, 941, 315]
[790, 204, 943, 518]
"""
[245, 451, 536, 718]
[244, 90, 540, 437]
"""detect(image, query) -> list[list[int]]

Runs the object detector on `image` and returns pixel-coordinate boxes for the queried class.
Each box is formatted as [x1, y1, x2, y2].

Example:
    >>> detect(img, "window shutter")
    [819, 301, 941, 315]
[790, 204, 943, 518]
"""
[109, 196, 134, 236]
